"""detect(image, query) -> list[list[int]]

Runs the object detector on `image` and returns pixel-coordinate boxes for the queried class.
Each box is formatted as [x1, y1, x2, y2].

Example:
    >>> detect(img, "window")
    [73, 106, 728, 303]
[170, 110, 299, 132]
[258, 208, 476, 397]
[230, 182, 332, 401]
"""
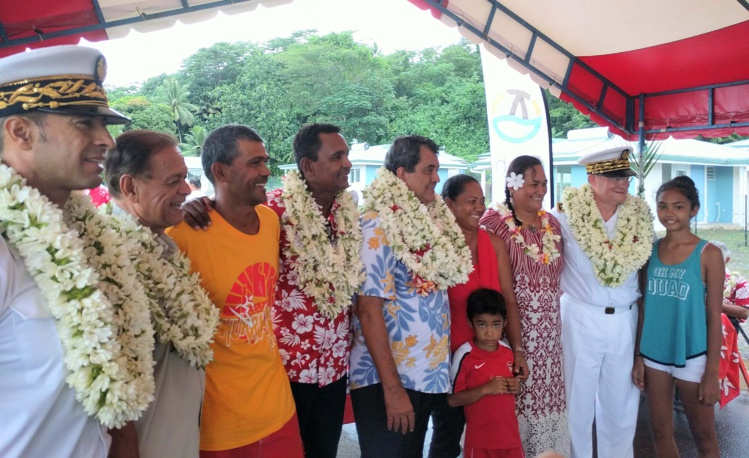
[672, 164, 688, 178]
[555, 166, 571, 201]
[662, 163, 671, 183]
[349, 168, 362, 184]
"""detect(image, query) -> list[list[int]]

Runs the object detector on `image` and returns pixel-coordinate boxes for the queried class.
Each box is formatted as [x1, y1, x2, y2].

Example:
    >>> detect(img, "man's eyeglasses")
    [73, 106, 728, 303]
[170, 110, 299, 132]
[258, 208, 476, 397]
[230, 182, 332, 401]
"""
[605, 176, 633, 184]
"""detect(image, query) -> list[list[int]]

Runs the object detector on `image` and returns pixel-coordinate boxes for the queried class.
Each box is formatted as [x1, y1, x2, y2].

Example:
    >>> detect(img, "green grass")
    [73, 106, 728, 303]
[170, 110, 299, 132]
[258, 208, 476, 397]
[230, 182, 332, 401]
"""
[656, 227, 749, 274]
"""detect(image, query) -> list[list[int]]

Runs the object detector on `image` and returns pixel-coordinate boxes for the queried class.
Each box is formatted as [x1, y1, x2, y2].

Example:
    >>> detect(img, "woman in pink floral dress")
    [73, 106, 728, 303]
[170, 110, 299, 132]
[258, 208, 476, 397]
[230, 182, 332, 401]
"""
[480, 155, 569, 456]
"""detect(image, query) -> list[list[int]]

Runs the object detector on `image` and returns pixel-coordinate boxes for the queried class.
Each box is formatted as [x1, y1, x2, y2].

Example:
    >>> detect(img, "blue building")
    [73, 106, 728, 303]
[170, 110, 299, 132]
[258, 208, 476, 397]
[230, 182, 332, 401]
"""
[471, 128, 749, 230]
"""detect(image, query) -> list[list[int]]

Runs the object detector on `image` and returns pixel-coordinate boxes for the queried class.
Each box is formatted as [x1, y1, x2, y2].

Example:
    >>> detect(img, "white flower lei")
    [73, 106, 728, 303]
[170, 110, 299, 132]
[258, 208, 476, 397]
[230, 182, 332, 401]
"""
[281, 171, 364, 319]
[491, 203, 561, 265]
[725, 270, 741, 300]
[109, 211, 219, 369]
[563, 184, 654, 287]
[63, 194, 155, 427]
[363, 167, 472, 292]
[0, 164, 152, 428]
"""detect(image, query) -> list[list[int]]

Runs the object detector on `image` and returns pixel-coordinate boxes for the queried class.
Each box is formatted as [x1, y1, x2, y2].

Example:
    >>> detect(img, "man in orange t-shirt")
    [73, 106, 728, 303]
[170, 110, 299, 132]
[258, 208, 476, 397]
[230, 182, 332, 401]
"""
[169, 124, 302, 457]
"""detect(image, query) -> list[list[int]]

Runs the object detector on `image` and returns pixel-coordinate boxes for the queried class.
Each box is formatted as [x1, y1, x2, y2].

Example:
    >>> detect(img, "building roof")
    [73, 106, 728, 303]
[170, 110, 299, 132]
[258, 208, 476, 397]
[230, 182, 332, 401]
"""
[552, 128, 749, 166]
[280, 143, 470, 170]
[727, 138, 749, 152]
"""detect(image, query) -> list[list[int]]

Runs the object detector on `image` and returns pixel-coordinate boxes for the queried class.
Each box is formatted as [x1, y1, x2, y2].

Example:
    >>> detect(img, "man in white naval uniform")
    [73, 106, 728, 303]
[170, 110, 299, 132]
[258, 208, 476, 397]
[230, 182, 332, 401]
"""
[551, 146, 654, 458]
[0, 46, 131, 457]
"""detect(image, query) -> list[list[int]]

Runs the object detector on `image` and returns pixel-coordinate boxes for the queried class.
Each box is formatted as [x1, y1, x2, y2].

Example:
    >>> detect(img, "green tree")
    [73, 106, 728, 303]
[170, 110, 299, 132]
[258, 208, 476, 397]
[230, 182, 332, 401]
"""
[139, 73, 174, 99]
[386, 43, 487, 160]
[156, 78, 199, 141]
[178, 42, 257, 123]
[701, 133, 749, 144]
[276, 31, 396, 144]
[109, 96, 177, 136]
[545, 91, 597, 137]
[209, 48, 296, 169]
[180, 126, 208, 157]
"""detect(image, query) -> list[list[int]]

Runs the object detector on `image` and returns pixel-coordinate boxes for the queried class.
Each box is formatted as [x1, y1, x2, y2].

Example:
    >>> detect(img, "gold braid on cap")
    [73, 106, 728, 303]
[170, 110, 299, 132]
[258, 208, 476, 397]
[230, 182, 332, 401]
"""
[585, 150, 632, 174]
[0, 74, 109, 113]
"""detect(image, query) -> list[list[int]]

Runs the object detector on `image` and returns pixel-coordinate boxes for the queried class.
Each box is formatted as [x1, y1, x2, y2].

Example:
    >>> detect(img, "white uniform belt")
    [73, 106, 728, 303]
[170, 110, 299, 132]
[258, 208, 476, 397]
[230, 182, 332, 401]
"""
[566, 295, 634, 315]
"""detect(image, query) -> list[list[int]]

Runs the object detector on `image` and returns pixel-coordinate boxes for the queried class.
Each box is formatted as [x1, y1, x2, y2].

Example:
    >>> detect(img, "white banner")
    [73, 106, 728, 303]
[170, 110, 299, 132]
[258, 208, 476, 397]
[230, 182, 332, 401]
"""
[480, 46, 552, 208]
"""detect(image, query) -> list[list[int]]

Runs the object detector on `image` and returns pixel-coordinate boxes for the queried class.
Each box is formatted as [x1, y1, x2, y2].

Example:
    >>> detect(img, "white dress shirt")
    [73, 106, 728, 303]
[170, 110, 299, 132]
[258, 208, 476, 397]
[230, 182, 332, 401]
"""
[552, 206, 641, 307]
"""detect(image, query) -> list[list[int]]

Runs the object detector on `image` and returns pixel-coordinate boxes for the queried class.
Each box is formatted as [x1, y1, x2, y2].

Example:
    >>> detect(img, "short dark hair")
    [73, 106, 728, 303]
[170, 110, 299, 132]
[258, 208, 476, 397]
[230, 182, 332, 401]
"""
[384, 135, 439, 174]
[202, 124, 263, 184]
[657, 175, 700, 210]
[293, 123, 341, 170]
[466, 288, 507, 321]
[441, 174, 479, 201]
[105, 130, 178, 198]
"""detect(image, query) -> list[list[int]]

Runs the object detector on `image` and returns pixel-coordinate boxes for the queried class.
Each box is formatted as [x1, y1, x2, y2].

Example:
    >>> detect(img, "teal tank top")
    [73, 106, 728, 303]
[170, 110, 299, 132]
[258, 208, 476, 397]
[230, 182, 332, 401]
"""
[641, 239, 708, 367]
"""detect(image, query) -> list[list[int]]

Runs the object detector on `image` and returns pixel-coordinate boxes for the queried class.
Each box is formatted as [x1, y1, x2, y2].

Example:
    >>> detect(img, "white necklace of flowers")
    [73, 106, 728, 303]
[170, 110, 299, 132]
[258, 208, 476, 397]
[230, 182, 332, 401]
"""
[363, 167, 472, 290]
[0, 164, 153, 428]
[63, 193, 156, 427]
[109, 211, 219, 369]
[491, 203, 561, 265]
[563, 184, 654, 287]
[281, 170, 364, 319]
[725, 271, 741, 299]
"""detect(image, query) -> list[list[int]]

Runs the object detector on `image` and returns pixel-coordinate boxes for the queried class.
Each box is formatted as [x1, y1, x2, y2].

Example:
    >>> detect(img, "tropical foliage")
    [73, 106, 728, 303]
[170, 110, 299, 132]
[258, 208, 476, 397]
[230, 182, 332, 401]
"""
[105, 31, 602, 166]
[180, 126, 208, 157]
[630, 141, 663, 197]
[155, 78, 199, 141]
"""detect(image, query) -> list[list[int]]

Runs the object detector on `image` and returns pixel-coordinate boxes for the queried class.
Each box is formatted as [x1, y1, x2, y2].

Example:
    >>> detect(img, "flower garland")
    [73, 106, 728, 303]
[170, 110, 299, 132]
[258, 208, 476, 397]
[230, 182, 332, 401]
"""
[363, 167, 472, 292]
[63, 194, 155, 427]
[0, 164, 152, 429]
[563, 184, 654, 287]
[725, 270, 741, 300]
[109, 211, 219, 369]
[281, 170, 364, 320]
[492, 203, 561, 265]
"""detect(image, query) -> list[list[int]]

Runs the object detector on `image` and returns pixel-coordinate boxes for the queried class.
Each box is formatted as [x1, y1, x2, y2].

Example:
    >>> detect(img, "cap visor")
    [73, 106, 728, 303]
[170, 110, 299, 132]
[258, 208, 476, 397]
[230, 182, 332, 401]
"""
[600, 169, 636, 178]
[37, 106, 131, 125]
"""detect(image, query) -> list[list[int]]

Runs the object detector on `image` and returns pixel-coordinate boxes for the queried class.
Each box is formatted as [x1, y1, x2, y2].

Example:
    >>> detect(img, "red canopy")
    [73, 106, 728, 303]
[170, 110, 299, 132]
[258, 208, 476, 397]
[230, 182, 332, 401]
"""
[0, 1, 288, 57]
[2, 0, 748, 140]
[409, 0, 749, 140]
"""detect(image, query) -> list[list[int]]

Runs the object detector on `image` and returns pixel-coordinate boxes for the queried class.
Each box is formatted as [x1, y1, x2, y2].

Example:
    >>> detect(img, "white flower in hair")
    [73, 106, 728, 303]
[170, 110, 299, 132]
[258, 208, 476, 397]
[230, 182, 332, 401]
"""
[506, 172, 525, 191]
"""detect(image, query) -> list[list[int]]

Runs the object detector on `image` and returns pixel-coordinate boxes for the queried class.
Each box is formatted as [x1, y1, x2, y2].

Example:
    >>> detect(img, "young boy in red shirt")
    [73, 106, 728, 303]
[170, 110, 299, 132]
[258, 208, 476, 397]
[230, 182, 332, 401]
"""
[448, 288, 524, 458]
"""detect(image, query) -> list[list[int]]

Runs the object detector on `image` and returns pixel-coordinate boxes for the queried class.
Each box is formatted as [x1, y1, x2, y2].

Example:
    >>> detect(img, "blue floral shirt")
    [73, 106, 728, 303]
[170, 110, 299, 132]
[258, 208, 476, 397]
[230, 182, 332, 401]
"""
[348, 211, 451, 394]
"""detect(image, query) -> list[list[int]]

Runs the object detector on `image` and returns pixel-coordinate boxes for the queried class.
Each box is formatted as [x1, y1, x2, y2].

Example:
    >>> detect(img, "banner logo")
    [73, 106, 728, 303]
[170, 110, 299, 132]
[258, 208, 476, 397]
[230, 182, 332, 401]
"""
[490, 89, 543, 143]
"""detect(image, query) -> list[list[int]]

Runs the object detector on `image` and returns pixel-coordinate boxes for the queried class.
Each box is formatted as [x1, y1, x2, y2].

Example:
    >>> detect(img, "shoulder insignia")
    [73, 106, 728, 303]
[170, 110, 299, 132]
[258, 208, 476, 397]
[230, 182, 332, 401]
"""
[556, 201, 564, 212]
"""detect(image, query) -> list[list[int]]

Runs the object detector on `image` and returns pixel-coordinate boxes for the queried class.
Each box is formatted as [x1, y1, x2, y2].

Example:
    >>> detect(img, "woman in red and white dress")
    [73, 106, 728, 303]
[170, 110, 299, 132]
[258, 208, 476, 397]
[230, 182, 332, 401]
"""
[480, 155, 569, 456]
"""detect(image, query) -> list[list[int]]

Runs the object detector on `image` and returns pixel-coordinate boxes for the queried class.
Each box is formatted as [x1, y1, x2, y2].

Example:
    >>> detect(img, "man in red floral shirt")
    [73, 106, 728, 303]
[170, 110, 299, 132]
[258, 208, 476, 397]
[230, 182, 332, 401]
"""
[184, 123, 362, 458]
[264, 123, 363, 457]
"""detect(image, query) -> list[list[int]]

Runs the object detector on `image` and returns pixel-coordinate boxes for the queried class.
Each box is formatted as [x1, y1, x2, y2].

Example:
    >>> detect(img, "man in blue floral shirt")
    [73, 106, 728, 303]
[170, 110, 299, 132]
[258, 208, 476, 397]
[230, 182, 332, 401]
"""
[349, 135, 472, 458]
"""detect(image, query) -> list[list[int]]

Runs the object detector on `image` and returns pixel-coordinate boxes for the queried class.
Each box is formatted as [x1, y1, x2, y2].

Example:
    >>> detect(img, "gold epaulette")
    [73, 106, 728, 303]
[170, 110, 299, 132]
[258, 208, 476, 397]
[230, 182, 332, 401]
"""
[556, 201, 564, 212]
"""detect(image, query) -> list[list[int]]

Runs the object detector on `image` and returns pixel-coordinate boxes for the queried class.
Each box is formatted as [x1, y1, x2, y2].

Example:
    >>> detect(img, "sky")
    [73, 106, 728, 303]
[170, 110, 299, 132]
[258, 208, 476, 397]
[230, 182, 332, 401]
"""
[85, 0, 464, 87]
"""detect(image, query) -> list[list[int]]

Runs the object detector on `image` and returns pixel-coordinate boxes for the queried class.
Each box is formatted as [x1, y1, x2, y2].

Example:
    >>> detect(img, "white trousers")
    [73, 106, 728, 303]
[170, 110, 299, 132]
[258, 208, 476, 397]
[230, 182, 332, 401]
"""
[561, 294, 640, 458]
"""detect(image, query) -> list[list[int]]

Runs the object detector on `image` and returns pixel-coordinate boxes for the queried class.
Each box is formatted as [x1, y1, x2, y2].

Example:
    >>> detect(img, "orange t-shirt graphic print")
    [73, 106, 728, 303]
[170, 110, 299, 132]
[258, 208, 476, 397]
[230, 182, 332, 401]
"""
[167, 206, 295, 452]
[219, 262, 278, 347]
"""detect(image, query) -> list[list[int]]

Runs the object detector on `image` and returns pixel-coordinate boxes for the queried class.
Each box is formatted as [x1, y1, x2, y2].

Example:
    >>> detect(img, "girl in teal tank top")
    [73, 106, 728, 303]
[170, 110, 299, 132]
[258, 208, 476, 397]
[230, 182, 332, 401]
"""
[633, 176, 724, 457]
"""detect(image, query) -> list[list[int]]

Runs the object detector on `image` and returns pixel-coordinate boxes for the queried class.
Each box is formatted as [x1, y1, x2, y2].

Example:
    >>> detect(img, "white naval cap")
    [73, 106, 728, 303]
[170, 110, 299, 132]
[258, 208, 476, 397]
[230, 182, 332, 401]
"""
[0, 45, 129, 124]
[578, 146, 635, 177]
